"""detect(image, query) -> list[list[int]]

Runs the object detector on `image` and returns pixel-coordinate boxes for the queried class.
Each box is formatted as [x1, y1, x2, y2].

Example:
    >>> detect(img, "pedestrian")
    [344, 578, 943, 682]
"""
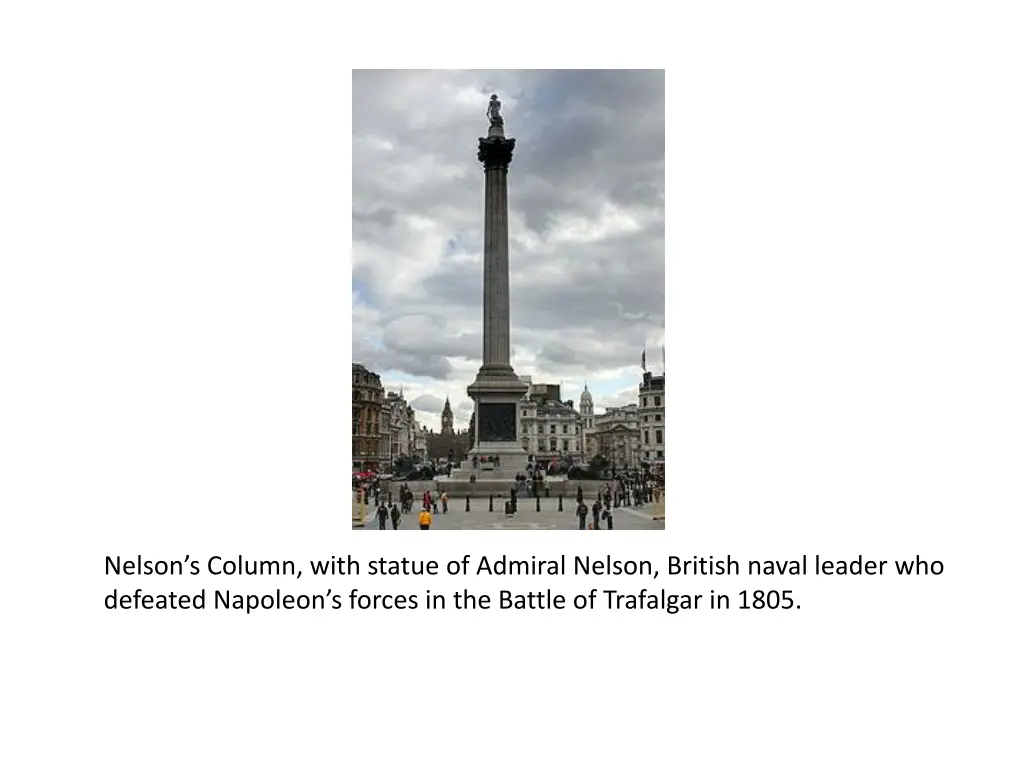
[441, 491, 449, 514]
[375, 502, 388, 530]
[390, 504, 400, 530]
[432, 493, 439, 515]
[603, 485, 612, 510]
[423, 489, 431, 512]
[575, 501, 588, 530]
[576, 485, 584, 505]
[419, 506, 433, 530]
[591, 499, 603, 530]
[602, 507, 614, 530]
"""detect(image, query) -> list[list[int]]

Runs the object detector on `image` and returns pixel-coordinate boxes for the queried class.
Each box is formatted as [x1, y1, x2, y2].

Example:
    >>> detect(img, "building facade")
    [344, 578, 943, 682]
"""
[638, 371, 665, 465]
[518, 381, 582, 463]
[380, 390, 418, 469]
[592, 404, 641, 469]
[427, 429, 471, 462]
[352, 363, 383, 470]
[414, 426, 428, 461]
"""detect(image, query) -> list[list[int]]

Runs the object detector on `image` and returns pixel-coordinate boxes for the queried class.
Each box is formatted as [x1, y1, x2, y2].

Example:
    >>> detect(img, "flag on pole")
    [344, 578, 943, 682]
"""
[641, 347, 646, 372]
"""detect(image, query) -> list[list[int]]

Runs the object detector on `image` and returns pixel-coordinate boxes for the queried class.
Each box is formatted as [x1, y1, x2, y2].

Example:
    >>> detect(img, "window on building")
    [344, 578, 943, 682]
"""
[656, 430, 663, 444]
[522, 409, 527, 416]
[550, 425, 556, 434]
[549, 438, 557, 452]
[655, 414, 662, 422]
[657, 450, 663, 459]
[562, 439, 569, 451]
[642, 397, 647, 407]
[562, 424, 567, 434]
[643, 416, 648, 423]
[654, 396, 661, 407]
[644, 431, 650, 444]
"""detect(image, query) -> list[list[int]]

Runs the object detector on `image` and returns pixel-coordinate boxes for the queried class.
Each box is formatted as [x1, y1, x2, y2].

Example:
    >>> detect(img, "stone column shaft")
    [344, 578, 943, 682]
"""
[482, 165, 510, 368]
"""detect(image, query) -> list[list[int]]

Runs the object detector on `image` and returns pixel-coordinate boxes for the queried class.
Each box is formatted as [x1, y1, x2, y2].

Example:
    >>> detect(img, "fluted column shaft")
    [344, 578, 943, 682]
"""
[482, 165, 510, 368]
[475, 135, 516, 378]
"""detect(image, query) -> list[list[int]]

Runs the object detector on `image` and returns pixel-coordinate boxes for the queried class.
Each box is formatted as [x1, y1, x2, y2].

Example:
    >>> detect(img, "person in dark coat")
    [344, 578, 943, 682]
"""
[389, 504, 400, 530]
[576, 502, 589, 530]
[375, 502, 388, 530]
[591, 499, 602, 530]
[576, 486, 584, 505]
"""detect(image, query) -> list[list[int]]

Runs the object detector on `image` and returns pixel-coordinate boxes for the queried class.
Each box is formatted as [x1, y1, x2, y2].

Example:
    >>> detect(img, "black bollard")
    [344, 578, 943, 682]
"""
[388, 491, 392, 505]
[489, 494, 493, 512]
[535, 495, 541, 512]
[465, 496, 470, 512]
[558, 495, 563, 512]
[545, 486, 550, 498]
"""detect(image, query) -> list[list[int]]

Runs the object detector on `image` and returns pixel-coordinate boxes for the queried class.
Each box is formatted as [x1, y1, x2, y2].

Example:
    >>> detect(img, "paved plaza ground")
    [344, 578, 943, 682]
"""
[353, 496, 665, 531]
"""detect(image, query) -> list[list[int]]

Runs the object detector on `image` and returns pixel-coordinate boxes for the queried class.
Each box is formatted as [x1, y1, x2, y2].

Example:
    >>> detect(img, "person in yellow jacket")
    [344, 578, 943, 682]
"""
[419, 507, 433, 530]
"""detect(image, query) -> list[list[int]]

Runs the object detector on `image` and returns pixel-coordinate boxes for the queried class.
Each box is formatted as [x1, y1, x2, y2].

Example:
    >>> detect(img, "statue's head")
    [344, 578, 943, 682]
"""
[490, 94, 498, 101]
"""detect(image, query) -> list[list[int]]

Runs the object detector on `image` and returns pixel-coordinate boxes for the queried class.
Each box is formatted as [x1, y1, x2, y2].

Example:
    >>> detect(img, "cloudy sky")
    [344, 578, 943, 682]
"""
[352, 70, 665, 432]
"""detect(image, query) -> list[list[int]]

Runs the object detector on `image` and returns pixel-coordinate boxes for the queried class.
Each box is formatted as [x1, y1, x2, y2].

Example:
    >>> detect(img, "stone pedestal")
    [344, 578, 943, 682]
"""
[466, 125, 527, 472]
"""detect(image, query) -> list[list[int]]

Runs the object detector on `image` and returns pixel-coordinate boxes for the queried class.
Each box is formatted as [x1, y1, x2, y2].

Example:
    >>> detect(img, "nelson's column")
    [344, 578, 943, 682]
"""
[466, 94, 528, 471]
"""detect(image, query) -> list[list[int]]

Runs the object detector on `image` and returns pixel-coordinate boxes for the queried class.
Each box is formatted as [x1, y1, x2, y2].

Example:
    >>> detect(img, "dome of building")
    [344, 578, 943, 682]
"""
[580, 382, 593, 404]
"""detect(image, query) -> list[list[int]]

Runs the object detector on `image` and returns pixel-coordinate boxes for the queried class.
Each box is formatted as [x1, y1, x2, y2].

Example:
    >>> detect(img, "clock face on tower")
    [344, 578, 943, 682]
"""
[478, 403, 517, 442]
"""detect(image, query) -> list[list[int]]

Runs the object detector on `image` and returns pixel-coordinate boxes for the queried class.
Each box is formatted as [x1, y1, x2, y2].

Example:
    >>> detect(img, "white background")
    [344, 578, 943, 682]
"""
[2, 2, 1023, 766]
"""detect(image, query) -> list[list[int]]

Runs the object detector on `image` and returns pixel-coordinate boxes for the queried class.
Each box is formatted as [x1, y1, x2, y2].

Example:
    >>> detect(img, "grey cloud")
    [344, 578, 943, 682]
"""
[353, 335, 454, 381]
[539, 342, 578, 365]
[381, 314, 476, 358]
[410, 394, 445, 413]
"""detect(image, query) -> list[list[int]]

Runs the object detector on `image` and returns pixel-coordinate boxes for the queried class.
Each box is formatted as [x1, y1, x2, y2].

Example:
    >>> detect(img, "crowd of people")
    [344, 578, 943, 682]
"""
[362, 477, 661, 531]
[372, 483, 449, 530]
